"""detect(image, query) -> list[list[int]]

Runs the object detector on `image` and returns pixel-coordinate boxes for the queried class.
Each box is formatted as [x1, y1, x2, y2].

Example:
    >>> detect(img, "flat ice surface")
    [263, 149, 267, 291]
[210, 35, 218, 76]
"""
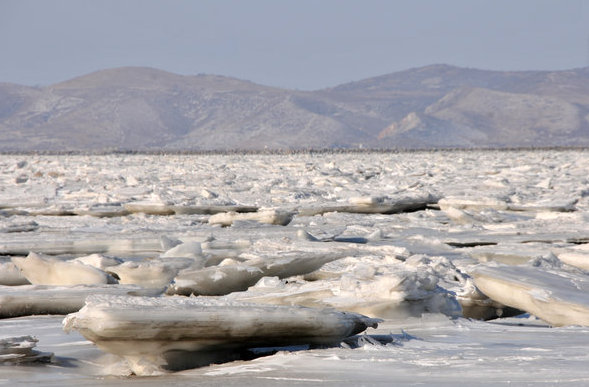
[3, 314, 589, 385]
[1, 150, 589, 384]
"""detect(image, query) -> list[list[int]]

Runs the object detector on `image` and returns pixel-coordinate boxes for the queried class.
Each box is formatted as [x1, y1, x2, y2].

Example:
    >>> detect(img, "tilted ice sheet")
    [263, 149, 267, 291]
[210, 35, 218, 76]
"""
[471, 261, 589, 326]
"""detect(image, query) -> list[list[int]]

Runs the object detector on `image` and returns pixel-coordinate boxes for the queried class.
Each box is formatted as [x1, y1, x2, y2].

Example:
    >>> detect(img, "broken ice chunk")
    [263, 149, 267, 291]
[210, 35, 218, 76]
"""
[167, 247, 349, 296]
[0, 220, 39, 233]
[0, 284, 163, 318]
[471, 263, 589, 326]
[438, 196, 509, 211]
[172, 204, 258, 215]
[107, 260, 181, 289]
[11, 252, 117, 286]
[347, 193, 438, 213]
[0, 336, 53, 364]
[298, 193, 439, 216]
[553, 247, 589, 271]
[74, 203, 131, 217]
[208, 209, 294, 226]
[73, 254, 124, 270]
[123, 200, 175, 215]
[0, 260, 30, 286]
[168, 264, 264, 296]
[161, 241, 203, 259]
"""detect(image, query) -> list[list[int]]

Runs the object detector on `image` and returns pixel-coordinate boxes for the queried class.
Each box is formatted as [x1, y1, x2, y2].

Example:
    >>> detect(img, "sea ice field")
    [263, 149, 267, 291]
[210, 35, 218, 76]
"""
[1, 149, 589, 385]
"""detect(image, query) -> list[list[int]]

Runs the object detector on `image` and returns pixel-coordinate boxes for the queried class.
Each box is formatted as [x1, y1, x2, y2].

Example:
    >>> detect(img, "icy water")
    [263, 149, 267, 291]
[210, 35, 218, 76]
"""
[1, 150, 589, 385]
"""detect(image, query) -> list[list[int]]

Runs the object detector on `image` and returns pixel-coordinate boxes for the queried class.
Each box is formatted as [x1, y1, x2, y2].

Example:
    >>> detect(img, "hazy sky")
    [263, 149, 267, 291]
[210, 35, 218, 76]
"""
[1, 0, 589, 90]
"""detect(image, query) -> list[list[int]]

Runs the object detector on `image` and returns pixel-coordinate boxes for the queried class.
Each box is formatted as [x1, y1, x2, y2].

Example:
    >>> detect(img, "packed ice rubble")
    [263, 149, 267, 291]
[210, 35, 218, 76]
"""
[3, 238, 468, 319]
[2, 150, 589, 377]
[222, 248, 464, 319]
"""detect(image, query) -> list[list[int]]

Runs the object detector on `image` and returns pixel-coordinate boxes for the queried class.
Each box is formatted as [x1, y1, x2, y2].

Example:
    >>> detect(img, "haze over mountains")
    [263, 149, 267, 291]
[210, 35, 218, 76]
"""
[1, 64, 589, 152]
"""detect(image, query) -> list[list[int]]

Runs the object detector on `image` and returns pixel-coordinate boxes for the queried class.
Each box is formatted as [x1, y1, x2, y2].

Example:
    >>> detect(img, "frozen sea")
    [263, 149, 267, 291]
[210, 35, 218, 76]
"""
[1, 150, 589, 385]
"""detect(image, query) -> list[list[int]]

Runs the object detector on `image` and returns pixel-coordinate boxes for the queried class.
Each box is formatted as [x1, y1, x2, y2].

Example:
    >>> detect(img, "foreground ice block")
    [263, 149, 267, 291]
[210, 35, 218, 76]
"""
[471, 263, 589, 326]
[63, 295, 380, 375]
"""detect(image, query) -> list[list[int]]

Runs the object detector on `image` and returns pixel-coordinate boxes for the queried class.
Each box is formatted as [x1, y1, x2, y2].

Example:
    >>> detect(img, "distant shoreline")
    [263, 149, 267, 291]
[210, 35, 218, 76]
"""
[1, 146, 588, 156]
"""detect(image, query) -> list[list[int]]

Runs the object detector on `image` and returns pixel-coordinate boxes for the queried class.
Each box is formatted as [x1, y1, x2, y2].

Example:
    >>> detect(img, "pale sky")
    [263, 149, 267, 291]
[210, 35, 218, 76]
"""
[1, 0, 588, 90]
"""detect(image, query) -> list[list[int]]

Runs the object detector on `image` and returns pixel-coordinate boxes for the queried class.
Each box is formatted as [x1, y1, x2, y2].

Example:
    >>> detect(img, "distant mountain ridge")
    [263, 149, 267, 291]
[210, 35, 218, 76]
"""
[1, 64, 589, 151]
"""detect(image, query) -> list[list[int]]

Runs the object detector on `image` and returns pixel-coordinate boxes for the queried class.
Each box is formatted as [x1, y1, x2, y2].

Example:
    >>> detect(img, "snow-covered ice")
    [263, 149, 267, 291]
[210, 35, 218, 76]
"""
[1, 150, 589, 384]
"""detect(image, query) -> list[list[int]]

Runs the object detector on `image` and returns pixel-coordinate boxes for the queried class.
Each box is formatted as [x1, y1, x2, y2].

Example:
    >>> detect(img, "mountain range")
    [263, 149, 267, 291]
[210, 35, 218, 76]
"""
[1, 64, 589, 151]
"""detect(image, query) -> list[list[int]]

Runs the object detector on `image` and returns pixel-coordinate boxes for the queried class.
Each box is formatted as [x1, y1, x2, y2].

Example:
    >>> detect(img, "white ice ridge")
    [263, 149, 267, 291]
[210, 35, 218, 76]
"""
[63, 295, 380, 375]
[471, 263, 589, 326]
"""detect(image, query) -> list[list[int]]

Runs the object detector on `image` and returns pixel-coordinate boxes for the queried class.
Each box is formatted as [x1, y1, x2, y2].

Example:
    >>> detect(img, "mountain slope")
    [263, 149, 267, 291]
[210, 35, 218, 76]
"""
[1, 65, 589, 151]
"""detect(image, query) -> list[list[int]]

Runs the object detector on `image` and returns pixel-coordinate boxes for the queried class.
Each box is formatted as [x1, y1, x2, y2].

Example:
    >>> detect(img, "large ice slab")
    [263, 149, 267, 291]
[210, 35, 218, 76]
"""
[63, 295, 380, 375]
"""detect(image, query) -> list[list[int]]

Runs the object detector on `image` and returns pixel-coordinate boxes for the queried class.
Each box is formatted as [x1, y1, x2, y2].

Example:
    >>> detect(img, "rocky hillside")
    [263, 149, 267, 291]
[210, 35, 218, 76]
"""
[1, 64, 589, 151]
